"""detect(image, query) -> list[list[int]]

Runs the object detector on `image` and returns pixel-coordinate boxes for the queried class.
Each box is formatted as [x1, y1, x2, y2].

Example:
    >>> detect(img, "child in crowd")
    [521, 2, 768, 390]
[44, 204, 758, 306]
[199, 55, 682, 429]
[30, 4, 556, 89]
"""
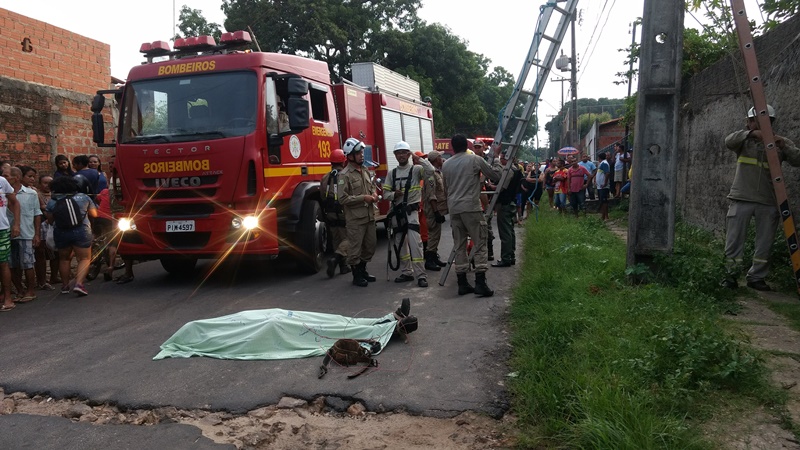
[8, 166, 41, 303]
[0, 169, 20, 312]
[35, 174, 58, 290]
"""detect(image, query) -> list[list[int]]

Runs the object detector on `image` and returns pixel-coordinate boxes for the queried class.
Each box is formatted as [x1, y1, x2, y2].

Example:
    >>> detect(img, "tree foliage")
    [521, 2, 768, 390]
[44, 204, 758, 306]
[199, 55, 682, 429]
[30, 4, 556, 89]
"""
[544, 98, 626, 152]
[221, 0, 421, 81]
[372, 23, 489, 136]
[175, 5, 222, 40]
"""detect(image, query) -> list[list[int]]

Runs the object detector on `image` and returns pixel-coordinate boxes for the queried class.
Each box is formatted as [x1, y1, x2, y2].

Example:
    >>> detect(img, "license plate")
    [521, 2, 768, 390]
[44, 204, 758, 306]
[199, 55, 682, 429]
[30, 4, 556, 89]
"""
[166, 220, 195, 232]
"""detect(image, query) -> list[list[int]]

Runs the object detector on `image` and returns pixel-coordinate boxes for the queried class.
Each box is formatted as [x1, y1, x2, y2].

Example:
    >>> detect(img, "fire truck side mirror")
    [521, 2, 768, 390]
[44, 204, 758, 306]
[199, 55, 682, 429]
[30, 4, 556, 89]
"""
[91, 94, 105, 113]
[287, 97, 309, 132]
[92, 113, 105, 145]
[91, 94, 107, 144]
[287, 78, 308, 96]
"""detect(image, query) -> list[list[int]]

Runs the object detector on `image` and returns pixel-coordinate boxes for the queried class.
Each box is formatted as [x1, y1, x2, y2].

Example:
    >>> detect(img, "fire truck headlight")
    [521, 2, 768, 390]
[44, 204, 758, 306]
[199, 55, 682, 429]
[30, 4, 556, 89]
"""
[231, 217, 242, 230]
[118, 218, 136, 231]
[242, 215, 259, 230]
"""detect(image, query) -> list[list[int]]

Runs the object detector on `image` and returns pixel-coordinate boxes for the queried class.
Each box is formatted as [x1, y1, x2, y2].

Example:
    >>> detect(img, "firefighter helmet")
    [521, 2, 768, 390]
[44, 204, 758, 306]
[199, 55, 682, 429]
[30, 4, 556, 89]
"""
[393, 141, 411, 152]
[343, 138, 365, 156]
[330, 148, 346, 164]
[747, 105, 776, 119]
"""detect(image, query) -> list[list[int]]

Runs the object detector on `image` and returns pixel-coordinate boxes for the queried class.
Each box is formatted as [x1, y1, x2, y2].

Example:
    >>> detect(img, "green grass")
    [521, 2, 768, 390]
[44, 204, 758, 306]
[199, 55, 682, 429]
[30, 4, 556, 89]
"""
[508, 209, 781, 448]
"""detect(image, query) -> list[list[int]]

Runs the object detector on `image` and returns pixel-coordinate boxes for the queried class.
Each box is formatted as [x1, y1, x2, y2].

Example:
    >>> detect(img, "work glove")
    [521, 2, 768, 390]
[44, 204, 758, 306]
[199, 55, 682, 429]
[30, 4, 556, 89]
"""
[434, 212, 446, 224]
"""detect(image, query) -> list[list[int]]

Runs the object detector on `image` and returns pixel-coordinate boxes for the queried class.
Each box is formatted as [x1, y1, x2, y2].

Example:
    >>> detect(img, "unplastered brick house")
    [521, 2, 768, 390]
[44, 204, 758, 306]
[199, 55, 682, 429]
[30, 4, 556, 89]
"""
[0, 8, 115, 177]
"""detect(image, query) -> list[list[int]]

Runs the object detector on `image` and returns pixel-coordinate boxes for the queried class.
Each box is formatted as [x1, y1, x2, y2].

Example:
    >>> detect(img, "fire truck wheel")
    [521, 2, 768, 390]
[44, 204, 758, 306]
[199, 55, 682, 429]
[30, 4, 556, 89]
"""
[295, 200, 326, 274]
[160, 257, 198, 276]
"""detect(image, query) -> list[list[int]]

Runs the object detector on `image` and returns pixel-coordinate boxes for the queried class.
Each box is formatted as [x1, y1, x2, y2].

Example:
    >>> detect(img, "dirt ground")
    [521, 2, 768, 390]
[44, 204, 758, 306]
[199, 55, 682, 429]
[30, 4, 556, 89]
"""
[0, 390, 515, 449]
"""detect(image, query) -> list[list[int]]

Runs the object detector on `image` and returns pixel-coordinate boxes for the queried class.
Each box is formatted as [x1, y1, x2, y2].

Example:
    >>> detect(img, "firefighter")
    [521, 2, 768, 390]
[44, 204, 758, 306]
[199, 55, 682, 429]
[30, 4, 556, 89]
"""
[441, 134, 503, 297]
[422, 150, 448, 270]
[321, 148, 350, 278]
[383, 142, 435, 287]
[339, 138, 379, 287]
[722, 105, 800, 291]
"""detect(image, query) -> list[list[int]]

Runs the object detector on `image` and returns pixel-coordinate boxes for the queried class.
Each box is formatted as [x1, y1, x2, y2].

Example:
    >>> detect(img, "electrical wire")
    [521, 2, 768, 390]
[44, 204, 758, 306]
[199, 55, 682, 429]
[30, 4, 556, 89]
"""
[578, 0, 610, 72]
[578, 0, 618, 84]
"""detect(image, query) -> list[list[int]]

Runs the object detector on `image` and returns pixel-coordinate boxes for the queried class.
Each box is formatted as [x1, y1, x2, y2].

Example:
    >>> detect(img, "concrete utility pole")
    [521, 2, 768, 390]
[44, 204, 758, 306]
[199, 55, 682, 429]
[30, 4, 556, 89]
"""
[570, 9, 578, 146]
[626, 0, 684, 269]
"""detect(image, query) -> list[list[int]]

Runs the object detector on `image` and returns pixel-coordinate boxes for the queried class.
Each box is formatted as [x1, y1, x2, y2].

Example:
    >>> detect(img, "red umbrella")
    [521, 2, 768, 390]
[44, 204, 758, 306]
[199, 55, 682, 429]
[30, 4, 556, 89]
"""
[557, 146, 579, 156]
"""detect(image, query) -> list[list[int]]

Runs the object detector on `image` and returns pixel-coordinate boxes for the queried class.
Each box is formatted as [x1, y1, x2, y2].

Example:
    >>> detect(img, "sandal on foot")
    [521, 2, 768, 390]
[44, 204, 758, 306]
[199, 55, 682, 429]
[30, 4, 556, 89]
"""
[0, 304, 15, 312]
[115, 275, 134, 284]
[14, 296, 36, 303]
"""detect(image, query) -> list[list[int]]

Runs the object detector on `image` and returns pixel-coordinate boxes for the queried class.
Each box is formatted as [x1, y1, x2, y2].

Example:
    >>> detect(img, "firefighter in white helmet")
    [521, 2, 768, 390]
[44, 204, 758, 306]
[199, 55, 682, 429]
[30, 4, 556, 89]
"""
[383, 141, 435, 287]
[338, 138, 379, 287]
[722, 105, 800, 291]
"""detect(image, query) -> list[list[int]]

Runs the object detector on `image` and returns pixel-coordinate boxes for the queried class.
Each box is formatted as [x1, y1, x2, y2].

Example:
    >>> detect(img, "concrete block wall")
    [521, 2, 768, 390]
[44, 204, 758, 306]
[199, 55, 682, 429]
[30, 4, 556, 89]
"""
[678, 13, 800, 236]
[0, 8, 113, 176]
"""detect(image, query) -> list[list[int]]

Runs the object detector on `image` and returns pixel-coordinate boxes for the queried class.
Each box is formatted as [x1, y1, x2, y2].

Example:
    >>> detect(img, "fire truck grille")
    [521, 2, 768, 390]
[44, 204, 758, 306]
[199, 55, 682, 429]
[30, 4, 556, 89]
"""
[150, 188, 217, 200]
[161, 232, 211, 249]
[151, 203, 215, 218]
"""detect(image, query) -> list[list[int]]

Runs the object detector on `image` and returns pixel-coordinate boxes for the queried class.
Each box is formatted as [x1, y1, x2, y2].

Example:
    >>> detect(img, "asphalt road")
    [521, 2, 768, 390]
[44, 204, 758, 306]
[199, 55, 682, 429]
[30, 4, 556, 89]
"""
[0, 221, 521, 448]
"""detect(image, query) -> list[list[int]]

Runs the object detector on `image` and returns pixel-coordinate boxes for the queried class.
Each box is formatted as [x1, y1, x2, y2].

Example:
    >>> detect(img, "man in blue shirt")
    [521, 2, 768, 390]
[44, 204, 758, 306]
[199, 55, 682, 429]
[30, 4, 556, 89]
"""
[72, 155, 100, 198]
[579, 154, 597, 200]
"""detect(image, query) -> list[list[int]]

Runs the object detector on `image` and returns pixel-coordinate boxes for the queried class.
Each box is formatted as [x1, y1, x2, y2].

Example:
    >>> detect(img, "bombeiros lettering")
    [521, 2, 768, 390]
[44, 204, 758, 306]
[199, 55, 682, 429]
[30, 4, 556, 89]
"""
[143, 159, 211, 174]
[157, 61, 217, 76]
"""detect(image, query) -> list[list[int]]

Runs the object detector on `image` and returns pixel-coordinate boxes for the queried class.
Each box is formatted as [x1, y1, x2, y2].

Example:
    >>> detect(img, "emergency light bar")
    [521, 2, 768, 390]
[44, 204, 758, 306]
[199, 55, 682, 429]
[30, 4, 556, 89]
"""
[174, 35, 217, 51]
[220, 31, 252, 46]
[139, 41, 171, 57]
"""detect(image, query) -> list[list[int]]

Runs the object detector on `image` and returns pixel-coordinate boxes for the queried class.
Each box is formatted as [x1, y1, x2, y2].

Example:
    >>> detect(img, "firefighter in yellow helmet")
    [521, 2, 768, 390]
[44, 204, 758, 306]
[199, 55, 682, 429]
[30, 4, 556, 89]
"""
[321, 148, 350, 278]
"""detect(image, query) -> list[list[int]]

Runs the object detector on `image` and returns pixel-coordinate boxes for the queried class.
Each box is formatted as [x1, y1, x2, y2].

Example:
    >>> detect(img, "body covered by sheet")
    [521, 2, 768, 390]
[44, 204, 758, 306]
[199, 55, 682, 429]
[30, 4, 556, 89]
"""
[153, 309, 397, 360]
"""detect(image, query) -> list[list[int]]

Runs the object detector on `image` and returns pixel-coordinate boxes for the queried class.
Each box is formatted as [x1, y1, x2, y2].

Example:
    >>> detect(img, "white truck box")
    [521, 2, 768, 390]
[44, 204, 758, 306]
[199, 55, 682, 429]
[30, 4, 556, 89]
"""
[351, 62, 421, 102]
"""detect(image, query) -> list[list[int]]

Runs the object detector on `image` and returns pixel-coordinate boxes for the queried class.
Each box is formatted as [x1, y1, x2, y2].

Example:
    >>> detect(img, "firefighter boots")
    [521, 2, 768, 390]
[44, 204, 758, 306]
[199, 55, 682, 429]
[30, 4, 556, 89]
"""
[424, 252, 441, 271]
[474, 272, 494, 297]
[457, 272, 474, 296]
[358, 262, 377, 282]
[326, 256, 337, 278]
[351, 265, 368, 287]
[339, 258, 351, 275]
[327, 254, 350, 277]
[435, 253, 447, 267]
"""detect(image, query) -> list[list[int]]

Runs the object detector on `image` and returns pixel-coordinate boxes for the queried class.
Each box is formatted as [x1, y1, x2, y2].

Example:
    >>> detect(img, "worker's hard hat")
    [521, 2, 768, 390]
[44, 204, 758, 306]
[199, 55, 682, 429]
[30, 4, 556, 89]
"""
[330, 148, 346, 164]
[343, 138, 365, 156]
[748, 105, 776, 119]
[393, 141, 411, 152]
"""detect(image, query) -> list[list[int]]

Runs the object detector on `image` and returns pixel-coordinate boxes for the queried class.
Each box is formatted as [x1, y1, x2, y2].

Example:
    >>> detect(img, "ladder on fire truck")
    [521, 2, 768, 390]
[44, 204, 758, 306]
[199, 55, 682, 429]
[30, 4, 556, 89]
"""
[730, 0, 800, 296]
[439, 0, 579, 285]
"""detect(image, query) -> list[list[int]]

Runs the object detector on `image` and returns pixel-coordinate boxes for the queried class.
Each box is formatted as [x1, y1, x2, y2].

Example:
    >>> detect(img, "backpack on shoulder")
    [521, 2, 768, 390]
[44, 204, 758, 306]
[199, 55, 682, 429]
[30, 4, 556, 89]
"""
[52, 195, 85, 229]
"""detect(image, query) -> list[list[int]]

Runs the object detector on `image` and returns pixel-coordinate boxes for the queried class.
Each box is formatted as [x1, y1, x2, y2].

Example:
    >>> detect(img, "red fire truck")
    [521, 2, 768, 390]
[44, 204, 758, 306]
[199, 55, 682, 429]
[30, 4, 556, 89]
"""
[91, 31, 435, 275]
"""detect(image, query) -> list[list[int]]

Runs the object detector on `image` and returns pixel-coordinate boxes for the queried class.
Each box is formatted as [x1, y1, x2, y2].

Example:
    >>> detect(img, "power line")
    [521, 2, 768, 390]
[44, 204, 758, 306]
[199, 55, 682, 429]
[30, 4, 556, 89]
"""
[578, 0, 618, 84]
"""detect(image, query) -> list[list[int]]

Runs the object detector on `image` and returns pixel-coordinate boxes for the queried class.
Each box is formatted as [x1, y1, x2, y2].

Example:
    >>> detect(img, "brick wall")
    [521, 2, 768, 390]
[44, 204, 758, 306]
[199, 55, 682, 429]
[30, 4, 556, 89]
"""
[0, 8, 109, 96]
[677, 14, 800, 236]
[597, 120, 625, 153]
[0, 8, 113, 176]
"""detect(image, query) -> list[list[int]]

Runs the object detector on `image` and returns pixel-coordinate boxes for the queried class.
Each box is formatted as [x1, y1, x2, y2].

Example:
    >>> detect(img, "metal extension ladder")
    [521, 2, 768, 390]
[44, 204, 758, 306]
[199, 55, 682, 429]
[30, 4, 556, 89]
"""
[730, 0, 800, 296]
[439, 0, 579, 285]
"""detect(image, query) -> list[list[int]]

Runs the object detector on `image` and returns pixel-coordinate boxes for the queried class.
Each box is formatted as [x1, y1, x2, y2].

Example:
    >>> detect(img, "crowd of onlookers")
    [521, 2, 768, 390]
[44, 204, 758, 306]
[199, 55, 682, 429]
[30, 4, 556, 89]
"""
[0, 154, 134, 313]
[514, 142, 632, 222]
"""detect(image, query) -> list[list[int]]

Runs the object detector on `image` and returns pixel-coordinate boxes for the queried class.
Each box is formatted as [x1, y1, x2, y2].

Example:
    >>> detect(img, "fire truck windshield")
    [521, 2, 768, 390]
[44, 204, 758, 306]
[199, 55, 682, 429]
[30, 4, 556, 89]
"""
[121, 71, 257, 144]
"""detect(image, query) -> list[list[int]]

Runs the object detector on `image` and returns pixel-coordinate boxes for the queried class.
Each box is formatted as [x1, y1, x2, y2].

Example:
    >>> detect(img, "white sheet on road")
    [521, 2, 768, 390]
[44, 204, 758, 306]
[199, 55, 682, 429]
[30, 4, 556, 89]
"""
[153, 309, 397, 360]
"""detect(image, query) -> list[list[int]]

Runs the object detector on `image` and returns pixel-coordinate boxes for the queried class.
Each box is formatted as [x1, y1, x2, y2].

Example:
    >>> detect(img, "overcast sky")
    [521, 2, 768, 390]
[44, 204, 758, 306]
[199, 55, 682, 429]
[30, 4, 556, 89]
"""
[1, 0, 766, 145]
